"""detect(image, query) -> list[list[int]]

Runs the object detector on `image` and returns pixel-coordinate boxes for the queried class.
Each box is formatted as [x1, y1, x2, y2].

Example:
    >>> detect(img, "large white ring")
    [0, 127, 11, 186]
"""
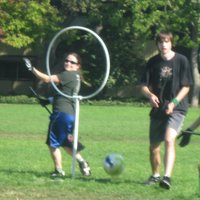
[46, 26, 110, 100]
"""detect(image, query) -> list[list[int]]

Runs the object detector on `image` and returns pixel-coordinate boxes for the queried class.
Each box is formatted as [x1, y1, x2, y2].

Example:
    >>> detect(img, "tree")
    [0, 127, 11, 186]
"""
[0, 0, 62, 54]
[0, 0, 199, 102]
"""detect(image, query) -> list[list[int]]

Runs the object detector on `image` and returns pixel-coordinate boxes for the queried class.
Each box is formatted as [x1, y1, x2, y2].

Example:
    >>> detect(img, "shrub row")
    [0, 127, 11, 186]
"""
[0, 95, 37, 104]
[0, 95, 148, 106]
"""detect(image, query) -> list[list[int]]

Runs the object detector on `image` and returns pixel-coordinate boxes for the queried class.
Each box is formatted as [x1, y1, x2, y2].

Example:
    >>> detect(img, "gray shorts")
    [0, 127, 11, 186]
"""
[149, 112, 185, 144]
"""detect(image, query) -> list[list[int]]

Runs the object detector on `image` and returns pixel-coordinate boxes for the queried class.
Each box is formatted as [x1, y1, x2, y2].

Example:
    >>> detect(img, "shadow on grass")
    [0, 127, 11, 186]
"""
[73, 176, 144, 185]
[0, 169, 50, 178]
[0, 169, 145, 186]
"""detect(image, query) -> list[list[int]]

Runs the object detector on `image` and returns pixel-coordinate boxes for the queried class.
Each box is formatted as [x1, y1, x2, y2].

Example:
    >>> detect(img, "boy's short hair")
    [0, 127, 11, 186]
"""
[155, 31, 174, 45]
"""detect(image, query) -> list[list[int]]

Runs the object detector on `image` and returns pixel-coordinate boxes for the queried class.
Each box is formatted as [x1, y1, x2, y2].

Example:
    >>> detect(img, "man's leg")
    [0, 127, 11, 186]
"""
[150, 143, 161, 176]
[159, 127, 177, 189]
[145, 117, 163, 185]
[164, 127, 177, 177]
[145, 143, 161, 185]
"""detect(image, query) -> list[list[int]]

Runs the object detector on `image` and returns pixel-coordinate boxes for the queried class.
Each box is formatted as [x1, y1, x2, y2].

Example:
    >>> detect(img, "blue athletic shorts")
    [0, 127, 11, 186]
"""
[46, 112, 75, 148]
[46, 112, 85, 151]
[149, 111, 185, 144]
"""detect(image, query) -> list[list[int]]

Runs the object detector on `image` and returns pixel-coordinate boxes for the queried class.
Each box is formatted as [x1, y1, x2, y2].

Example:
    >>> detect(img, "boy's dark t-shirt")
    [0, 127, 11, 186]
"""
[141, 53, 193, 114]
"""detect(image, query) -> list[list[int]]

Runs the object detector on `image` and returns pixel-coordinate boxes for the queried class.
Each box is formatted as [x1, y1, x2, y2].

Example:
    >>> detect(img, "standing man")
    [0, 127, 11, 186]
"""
[141, 31, 193, 189]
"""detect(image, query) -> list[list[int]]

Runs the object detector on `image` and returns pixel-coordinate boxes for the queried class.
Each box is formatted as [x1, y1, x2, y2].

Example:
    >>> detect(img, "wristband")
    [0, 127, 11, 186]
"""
[172, 98, 179, 106]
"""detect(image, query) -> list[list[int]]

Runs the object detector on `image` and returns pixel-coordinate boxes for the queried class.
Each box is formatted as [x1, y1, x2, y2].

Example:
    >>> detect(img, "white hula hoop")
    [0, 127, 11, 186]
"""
[46, 26, 110, 100]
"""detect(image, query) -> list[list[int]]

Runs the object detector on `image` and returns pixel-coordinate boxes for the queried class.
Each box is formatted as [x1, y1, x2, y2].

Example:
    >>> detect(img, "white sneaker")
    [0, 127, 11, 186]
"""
[78, 161, 91, 176]
[50, 168, 65, 178]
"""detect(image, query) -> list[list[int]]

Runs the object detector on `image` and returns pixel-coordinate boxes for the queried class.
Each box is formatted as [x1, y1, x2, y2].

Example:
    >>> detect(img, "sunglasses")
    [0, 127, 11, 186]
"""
[65, 59, 78, 65]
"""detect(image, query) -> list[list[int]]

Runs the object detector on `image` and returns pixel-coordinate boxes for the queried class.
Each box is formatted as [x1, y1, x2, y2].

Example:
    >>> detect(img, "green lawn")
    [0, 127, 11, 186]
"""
[0, 104, 200, 200]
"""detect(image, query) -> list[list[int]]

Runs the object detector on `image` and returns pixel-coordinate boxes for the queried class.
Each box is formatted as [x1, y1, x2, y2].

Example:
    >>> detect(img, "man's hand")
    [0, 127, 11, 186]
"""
[165, 102, 175, 115]
[149, 94, 160, 108]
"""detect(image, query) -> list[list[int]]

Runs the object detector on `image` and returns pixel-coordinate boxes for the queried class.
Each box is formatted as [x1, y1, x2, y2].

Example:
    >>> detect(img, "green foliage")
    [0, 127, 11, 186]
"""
[0, 0, 199, 88]
[0, 0, 62, 48]
[0, 95, 147, 106]
[0, 95, 37, 104]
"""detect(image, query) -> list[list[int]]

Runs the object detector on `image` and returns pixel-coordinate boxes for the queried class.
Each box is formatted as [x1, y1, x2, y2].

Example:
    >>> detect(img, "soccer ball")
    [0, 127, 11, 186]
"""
[103, 153, 124, 176]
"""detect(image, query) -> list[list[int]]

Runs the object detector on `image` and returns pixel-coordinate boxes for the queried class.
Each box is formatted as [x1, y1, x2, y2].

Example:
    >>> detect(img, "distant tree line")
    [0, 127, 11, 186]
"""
[0, 0, 199, 104]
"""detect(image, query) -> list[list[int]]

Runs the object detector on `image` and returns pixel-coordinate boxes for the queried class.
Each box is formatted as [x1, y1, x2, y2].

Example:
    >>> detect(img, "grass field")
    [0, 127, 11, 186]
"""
[0, 103, 200, 200]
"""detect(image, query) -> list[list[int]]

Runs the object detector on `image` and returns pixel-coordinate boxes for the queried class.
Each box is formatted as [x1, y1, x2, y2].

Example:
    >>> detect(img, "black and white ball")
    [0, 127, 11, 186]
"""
[103, 153, 124, 176]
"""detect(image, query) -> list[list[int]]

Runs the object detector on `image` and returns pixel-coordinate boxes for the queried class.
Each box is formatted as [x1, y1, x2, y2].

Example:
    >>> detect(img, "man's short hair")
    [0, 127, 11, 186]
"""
[155, 31, 174, 45]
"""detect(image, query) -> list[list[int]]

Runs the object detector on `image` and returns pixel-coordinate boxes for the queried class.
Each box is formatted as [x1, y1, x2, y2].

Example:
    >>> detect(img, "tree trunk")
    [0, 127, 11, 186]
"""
[191, 46, 200, 107]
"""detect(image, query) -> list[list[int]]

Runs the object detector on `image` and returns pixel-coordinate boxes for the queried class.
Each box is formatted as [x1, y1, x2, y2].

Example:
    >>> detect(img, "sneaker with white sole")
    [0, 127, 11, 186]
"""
[78, 160, 91, 176]
[144, 175, 161, 185]
[50, 168, 65, 178]
[159, 176, 171, 189]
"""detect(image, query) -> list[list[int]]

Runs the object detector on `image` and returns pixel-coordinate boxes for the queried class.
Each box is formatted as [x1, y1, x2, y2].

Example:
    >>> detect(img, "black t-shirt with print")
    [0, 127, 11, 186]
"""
[141, 53, 193, 114]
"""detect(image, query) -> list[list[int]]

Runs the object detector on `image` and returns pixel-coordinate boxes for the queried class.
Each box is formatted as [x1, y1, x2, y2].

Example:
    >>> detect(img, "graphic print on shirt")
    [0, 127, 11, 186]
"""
[159, 66, 172, 88]
[159, 65, 173, 101]
[160, 66, 172, 81]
